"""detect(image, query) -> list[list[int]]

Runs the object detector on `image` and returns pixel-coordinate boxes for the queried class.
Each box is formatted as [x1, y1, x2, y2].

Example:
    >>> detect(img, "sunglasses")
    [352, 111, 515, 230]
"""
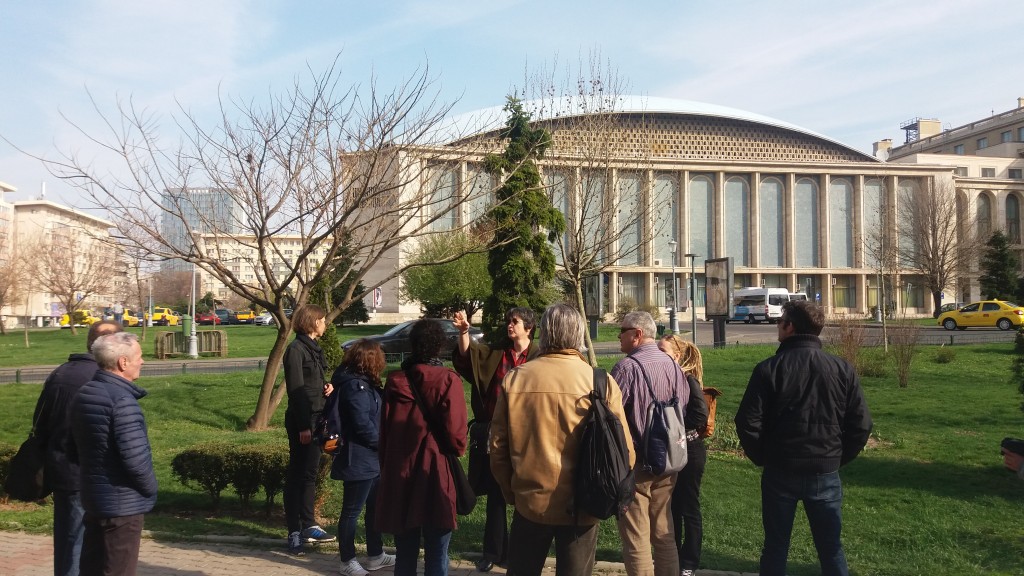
[619, 327, 637, 335]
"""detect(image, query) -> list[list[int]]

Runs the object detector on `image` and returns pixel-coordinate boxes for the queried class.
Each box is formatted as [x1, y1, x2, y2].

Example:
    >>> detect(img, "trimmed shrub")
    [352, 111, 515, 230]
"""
[934, 346, 956, 364]
[171, 444, 235, 510]
[0, 443, 19, 500]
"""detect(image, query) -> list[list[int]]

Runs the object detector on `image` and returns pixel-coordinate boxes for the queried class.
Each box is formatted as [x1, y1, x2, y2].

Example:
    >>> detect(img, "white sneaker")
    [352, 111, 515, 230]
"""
[681, 570, 696, 576]
[364, 552, 396, 571]
[339, 559, 369, 576]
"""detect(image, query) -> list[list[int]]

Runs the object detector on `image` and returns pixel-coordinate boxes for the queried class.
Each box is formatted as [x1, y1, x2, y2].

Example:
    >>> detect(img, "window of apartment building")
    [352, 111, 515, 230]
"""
[1010, 169, 1023, 179]
[1003, 131, 1013, 143]
[953, 144, 965, 155]
[977, 137, 988, 149]
[954, 166, 969, 177]
[1019, 127, 1024, 142]
[982, 167, 996, 178]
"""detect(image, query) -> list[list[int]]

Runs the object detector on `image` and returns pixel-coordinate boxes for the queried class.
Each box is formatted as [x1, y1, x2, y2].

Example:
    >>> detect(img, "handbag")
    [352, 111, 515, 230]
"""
[466, 419, 491, 494]
[406, 373, 477, 516]
[4, 403, 51, 502]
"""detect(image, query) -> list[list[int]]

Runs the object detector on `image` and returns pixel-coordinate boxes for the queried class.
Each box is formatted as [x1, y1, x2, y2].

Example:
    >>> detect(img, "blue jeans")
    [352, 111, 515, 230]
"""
[338, 478, 383, 562]
[53, 489, 85, 576]
[393, 526, 451, 576]
[760, 467, 848, 576]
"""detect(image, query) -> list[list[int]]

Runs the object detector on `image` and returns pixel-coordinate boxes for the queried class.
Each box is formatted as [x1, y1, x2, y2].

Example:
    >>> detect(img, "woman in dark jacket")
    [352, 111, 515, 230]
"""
[331, 339, 395, 576]
[659, 334, 710, 576]
[283, 305, 334, 555]
[377, 320, 468, 576]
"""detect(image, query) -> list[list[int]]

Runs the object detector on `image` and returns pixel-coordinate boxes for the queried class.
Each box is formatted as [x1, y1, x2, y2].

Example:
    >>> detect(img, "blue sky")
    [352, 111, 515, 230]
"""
[2, 0, 1022, 207]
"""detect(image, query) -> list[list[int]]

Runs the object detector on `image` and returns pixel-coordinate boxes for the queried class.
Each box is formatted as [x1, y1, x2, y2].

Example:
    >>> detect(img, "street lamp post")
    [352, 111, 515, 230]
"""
[668, 240, 678, 333]
[684, 253, 699, 345]
[188, 261, 198, 359]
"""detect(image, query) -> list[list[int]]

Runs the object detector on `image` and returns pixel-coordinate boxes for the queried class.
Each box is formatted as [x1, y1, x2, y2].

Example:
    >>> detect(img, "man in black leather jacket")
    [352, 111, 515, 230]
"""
[735, 300, 872, 576]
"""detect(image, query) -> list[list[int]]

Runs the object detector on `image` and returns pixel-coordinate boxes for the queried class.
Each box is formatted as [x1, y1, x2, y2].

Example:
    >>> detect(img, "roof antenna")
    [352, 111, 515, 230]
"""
[39, 181, 46, 200]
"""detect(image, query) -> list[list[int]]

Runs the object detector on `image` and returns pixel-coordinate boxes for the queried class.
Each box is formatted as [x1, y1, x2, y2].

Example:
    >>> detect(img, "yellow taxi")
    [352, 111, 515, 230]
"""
[60, 310, 102, 327]
[151, 307, 181, 326]
[937, 300, 1024, 331]
[122, 309, 144, 327]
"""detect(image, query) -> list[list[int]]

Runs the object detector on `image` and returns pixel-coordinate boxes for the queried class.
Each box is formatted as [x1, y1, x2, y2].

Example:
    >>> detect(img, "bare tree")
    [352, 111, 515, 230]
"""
[0, 232, 22, 336]
[519, 53, 665, 363]
[150, 269, 194, 310]
[39, 57, 509, 430]
[897, 178, 978, 316]
[861, 179, 900, 352]
[30, 229, 114, 337]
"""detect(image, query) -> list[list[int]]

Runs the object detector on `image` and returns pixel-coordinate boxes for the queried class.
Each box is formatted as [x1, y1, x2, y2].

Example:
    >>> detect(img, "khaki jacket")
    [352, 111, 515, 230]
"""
[490, 350, 635, 526]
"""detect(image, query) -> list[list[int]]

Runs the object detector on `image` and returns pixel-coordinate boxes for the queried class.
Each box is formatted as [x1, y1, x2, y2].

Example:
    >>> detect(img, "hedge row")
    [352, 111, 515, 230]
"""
[170, 443, 332, 514]
[0, 442, 332, 516]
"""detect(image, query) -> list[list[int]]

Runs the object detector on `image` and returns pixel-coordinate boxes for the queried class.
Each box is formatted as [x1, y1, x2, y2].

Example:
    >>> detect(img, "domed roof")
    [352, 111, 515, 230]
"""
[434, 95, 877, 163]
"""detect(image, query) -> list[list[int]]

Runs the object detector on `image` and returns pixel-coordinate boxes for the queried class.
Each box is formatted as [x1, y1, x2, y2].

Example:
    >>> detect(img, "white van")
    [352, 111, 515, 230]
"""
[729, 287, 798, 324]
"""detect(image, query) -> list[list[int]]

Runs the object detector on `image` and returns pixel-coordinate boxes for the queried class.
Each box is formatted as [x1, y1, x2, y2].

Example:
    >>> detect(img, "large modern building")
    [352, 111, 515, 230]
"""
[355, 96, 959, 321]
[880, 97, 1024, 288]
[161, 187, 247, 272]
[1, 197, 122, 328]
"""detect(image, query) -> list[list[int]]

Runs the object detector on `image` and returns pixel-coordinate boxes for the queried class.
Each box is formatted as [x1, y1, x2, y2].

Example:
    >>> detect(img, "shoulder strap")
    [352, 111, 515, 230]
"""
[628, 355, 679, 402]
[592, 367, 607, 401]
[407, 371, 458, 455]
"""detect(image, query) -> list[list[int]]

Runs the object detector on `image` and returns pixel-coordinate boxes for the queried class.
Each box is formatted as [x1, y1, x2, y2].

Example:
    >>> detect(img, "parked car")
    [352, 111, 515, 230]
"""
[195, 311, 221, 325]
[152, 307, 181, 326]
[214, 308, 239, 325]
[938, 302, 966, 314]
[235, 309, 256, 324]
[254, 312, 274, 326]
[938, 300, 1024, 331]
[60, 310, 102, 328]
[341, 319, 483, 359]
[267, 309, 293, 326]
[122, 309, 143, 327]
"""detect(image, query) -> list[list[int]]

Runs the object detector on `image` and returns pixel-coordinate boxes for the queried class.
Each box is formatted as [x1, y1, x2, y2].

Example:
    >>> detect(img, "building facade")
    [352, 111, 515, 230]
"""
[358, 97, 958, 321]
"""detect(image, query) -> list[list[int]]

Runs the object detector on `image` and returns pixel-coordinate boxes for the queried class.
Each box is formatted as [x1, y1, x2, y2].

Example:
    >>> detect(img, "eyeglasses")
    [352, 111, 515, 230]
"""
[619, 327, 637, 335]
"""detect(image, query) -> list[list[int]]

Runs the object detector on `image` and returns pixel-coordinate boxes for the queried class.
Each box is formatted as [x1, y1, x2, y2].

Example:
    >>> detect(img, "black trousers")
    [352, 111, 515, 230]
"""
[672, 438, 707, 571]
[285, 424, 323, 533]
[506, 510, 597, 576]
[80, 513, 144, 576]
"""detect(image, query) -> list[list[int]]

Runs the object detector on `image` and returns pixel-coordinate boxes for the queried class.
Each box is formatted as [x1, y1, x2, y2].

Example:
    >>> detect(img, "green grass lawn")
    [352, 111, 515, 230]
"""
[2, 344, 1023, 575]
[0, 324, 397, 367]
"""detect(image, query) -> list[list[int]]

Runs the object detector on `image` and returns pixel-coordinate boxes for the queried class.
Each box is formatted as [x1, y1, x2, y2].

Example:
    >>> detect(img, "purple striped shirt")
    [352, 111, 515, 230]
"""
[610, 342, 690, 443]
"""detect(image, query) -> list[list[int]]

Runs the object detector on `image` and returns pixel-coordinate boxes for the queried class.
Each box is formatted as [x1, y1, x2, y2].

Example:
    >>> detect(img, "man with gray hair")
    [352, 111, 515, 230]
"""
[612, 311, 690, 576]
[70, 332, 157, 576]
[32, 320, 123, 576]
[490, 303, 634, 575]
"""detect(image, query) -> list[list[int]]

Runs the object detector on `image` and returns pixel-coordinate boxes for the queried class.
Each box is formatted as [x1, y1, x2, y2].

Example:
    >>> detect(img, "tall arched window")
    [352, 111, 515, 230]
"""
[1007, 194, 1021, 244]
[897, 180, 920, 258]
[688, 175, 714, 260]
[829, 178, 854, 267]
[794, 177, 819, 267]
[977, 194, 992, 240]
[617, 171, 643, 266]
[863, 179, 885, 268]
[653, 173, 679, 265]
[759, 178, 784, 267]
[724, 176, 750, 266]
[545, 169, 570, 264]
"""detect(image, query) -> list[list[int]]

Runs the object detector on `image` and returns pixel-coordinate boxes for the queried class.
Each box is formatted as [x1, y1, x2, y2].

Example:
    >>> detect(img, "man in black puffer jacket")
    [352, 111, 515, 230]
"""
[70, 332, 157, 576]
[735, 300, 872, 576]
[33, 320, 122, 576]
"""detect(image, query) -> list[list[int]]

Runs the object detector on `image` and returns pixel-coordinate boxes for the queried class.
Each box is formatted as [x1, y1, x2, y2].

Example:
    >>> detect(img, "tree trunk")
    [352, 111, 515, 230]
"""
[574, 281, 598, 366]
[245, 325, 292, 431]
[931, 289, 942, 318]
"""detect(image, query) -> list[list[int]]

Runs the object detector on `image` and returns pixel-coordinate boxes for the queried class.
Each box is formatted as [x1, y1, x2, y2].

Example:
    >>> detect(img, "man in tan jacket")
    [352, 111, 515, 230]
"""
[491, 303, 635, 576]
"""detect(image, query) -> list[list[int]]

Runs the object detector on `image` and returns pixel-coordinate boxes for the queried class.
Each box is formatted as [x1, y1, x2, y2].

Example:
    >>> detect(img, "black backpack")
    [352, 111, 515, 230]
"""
[574, 367, 635, 520]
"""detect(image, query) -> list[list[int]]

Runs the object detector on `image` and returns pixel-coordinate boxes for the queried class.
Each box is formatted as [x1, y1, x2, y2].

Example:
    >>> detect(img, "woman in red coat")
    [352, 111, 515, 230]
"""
[376, 319, 468, 576]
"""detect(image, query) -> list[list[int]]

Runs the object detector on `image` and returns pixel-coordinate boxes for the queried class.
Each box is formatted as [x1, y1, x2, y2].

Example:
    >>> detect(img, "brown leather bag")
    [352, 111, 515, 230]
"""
[700, 387, 722, 438]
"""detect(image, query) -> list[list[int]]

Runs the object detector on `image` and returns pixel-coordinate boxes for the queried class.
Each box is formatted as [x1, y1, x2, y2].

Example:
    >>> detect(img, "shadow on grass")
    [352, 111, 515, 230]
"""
[843, 455, 1021, 501]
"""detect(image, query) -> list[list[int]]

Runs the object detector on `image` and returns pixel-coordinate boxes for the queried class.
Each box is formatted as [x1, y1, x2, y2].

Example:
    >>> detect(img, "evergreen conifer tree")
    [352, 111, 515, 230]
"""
[481, 97, 565, 345]
[979, 230, 1019, 300]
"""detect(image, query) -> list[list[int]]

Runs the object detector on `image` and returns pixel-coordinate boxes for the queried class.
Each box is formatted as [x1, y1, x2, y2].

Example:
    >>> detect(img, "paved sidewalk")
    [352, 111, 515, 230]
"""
[0, 531, 756, 575]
